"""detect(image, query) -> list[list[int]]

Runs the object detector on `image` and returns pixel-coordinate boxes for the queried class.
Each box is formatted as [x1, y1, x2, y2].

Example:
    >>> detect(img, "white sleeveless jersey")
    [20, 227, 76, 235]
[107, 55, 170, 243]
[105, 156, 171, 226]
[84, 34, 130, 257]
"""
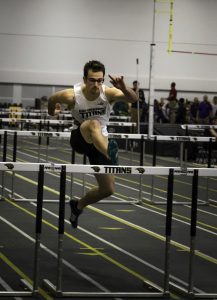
[72, 83, 111, 136]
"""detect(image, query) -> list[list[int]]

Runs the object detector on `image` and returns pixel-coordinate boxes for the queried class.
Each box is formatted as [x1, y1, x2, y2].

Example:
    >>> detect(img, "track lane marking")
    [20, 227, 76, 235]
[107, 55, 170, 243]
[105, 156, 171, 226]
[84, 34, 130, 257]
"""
[0, 251, 53, 300]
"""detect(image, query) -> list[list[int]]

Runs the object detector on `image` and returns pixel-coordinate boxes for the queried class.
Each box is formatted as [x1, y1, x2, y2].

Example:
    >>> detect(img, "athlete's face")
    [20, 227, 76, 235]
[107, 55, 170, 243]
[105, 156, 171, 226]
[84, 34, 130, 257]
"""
[84, 70, 104, 94]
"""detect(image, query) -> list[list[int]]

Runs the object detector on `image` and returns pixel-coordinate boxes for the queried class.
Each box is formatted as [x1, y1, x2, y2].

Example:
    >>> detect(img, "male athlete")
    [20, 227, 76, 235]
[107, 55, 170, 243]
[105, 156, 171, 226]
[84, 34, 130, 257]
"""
[48, 60, 138, 228]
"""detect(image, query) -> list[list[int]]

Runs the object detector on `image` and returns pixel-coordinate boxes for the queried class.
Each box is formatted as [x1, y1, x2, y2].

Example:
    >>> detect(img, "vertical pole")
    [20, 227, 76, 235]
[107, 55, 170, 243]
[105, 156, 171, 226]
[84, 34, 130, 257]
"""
[46, 121, 50, 162]
[83, 154, 87, 196]
[33, 164, 44, 295]
[1, 131, 7, 199]
[188, 169, 199, 296]
[164, 168, 174, 295]
[38, 121, 42, 162]
[168, 0, 174, 53]
[139, 136, 144, 204]
[70, 149, 75, 201]
[151, 136, 157, 201]
[11, 131, 17, 199]
[56, 165, 66, 295]
[148, 0, 156, 137]
[136, 58, 140, 134]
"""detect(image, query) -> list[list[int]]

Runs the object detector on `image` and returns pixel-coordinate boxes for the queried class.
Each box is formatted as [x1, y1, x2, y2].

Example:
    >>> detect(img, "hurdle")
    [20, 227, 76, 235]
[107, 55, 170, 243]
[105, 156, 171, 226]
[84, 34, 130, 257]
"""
[0, 164, 44, 297]
[0, 162, 178, 298]
[147, 135, 216, 205]
[0, 130, 71, 202]
[0, 130, 147, 205]
[169, 168, 217, 299]
[1, 129, 216, 205]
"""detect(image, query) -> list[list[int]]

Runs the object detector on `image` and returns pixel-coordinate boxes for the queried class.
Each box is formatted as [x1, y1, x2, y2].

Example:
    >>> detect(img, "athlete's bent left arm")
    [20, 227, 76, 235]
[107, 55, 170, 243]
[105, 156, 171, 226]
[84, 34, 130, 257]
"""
[107, 75, 139, 104]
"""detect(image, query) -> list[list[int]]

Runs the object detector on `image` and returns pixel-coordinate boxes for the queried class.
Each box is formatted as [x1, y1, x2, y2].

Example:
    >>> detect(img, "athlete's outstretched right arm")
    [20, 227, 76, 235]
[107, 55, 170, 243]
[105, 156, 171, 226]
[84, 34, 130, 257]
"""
[48, 88, 75, 116]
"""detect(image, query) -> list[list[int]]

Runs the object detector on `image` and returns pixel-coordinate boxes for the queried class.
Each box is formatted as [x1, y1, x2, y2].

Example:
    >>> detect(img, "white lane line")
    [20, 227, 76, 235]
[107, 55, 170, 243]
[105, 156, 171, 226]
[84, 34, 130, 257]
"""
[0, 216, 111, 293]
[0, 277, 22, 300]
[32, 203, 204, 293]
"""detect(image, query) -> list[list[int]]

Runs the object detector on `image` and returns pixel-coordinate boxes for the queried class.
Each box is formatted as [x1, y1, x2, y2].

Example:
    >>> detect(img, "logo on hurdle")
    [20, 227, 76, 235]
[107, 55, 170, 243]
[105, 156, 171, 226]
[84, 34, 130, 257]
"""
[5, 163, 14, 170]
[136, 167, 145, 174]
[174, 168, 194, 175]
[91, 166, 101, 172]
[38, 132, 53, 137]
[104, 167, 132, 174]
[44, 163, 62, 171]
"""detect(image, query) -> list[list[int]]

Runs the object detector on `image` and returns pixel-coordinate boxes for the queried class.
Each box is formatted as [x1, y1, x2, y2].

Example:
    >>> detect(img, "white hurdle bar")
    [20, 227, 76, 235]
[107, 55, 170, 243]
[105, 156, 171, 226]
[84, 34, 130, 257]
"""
[1, 162, 217, 176]
[0, 118, 136, 127]
[181, 124, 217, 130]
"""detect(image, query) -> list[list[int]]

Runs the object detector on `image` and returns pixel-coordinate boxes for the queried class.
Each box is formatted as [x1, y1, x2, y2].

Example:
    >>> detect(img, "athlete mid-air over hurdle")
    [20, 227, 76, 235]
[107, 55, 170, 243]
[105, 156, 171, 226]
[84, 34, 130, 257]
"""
[48, 60, 138, 228]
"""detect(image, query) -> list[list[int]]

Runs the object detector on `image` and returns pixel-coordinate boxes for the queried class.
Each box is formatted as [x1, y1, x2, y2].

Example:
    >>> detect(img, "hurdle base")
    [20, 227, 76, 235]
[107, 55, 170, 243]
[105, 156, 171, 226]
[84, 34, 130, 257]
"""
[193, 293, 217, 298]
[99, 198, 141, 204]
[43, 279, 166, 298]
[19, 279, 38, 296]
[142, 198, 208, 206]
[42, 279, 62, 297]
[169, 281, 217, 299]
[169, 281, 194, 298]
[10, 197, 70, 203]
[0, 291, 33, 297]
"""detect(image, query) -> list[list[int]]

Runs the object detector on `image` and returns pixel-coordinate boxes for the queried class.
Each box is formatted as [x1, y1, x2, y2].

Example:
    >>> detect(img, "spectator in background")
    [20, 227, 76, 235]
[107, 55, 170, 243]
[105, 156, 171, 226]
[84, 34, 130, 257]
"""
[160, 98, 169, 122]
[112, 100, 130, 116]
[190, 97, 199, 123]
[130, 80, 145, 129]
[154, 98, 169, 123]
[198, 95, 212, 124]
[209, 116, 217, 139]
[176, 98, 186, 124]
[211, 96, 217, 118]
[204, 116, 217, 151]
[53, 102, 62, 119]
[167, 82, 178, 123]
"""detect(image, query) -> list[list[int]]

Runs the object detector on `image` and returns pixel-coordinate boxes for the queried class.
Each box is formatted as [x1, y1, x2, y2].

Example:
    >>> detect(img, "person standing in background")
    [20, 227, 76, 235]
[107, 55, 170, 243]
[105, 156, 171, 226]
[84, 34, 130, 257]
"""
[130, 80, 145, 131]
[167, 82, 178, 123]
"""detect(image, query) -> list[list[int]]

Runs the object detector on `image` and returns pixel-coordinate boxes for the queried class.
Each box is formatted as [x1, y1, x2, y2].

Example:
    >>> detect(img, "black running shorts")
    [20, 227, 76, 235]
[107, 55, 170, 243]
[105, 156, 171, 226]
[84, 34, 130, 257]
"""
[70, 127, 112, 165]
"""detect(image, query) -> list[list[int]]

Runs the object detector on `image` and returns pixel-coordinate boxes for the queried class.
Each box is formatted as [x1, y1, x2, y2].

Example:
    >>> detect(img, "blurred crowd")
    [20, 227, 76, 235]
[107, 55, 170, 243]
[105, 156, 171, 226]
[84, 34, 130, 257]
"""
[111, 81, 217, 125]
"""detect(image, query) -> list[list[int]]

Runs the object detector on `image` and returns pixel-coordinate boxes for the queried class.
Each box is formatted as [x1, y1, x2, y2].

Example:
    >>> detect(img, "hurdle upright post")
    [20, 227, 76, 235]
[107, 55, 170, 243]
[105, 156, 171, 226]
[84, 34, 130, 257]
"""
[138, 135, 145, 204]
[205, 138, 212, 205]
[188, 169, 199, 295]
[169, 169, 199, 298]
[56, 165, 66, 294]
[150, 136, 157, 202]
[164, 168, 174, 295]
[10, 131, 17, 200]
[82, 154, 87, 196]
[20, 164, 45, 296]
[37, 121, 42, 162]
[1, 131, 7, 200]
[45, 121, 50, 162]
[43, 165, 66, 297]
[70, 149, 75, 201]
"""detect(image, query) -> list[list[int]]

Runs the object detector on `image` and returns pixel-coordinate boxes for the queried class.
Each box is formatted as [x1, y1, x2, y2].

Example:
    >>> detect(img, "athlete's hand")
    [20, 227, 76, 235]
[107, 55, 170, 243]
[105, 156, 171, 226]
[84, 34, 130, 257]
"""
[108, 75, 127, 91]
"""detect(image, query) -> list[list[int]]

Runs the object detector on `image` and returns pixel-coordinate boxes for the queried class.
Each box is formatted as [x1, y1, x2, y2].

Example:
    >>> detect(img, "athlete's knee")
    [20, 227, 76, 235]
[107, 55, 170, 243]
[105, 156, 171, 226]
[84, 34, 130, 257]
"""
[88, 119, 101, 133]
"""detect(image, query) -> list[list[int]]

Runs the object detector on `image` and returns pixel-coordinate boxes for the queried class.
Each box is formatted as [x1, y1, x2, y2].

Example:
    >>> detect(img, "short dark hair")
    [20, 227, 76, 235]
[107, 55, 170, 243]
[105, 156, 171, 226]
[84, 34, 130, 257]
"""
[133, 80, 139, 84]
[83, 60, 105, 77]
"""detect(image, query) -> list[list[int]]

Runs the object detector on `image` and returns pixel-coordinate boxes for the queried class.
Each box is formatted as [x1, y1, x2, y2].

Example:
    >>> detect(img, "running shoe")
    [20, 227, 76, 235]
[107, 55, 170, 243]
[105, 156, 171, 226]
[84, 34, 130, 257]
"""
[69, 200, 82, 228]
[108, 140, 119, 165]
